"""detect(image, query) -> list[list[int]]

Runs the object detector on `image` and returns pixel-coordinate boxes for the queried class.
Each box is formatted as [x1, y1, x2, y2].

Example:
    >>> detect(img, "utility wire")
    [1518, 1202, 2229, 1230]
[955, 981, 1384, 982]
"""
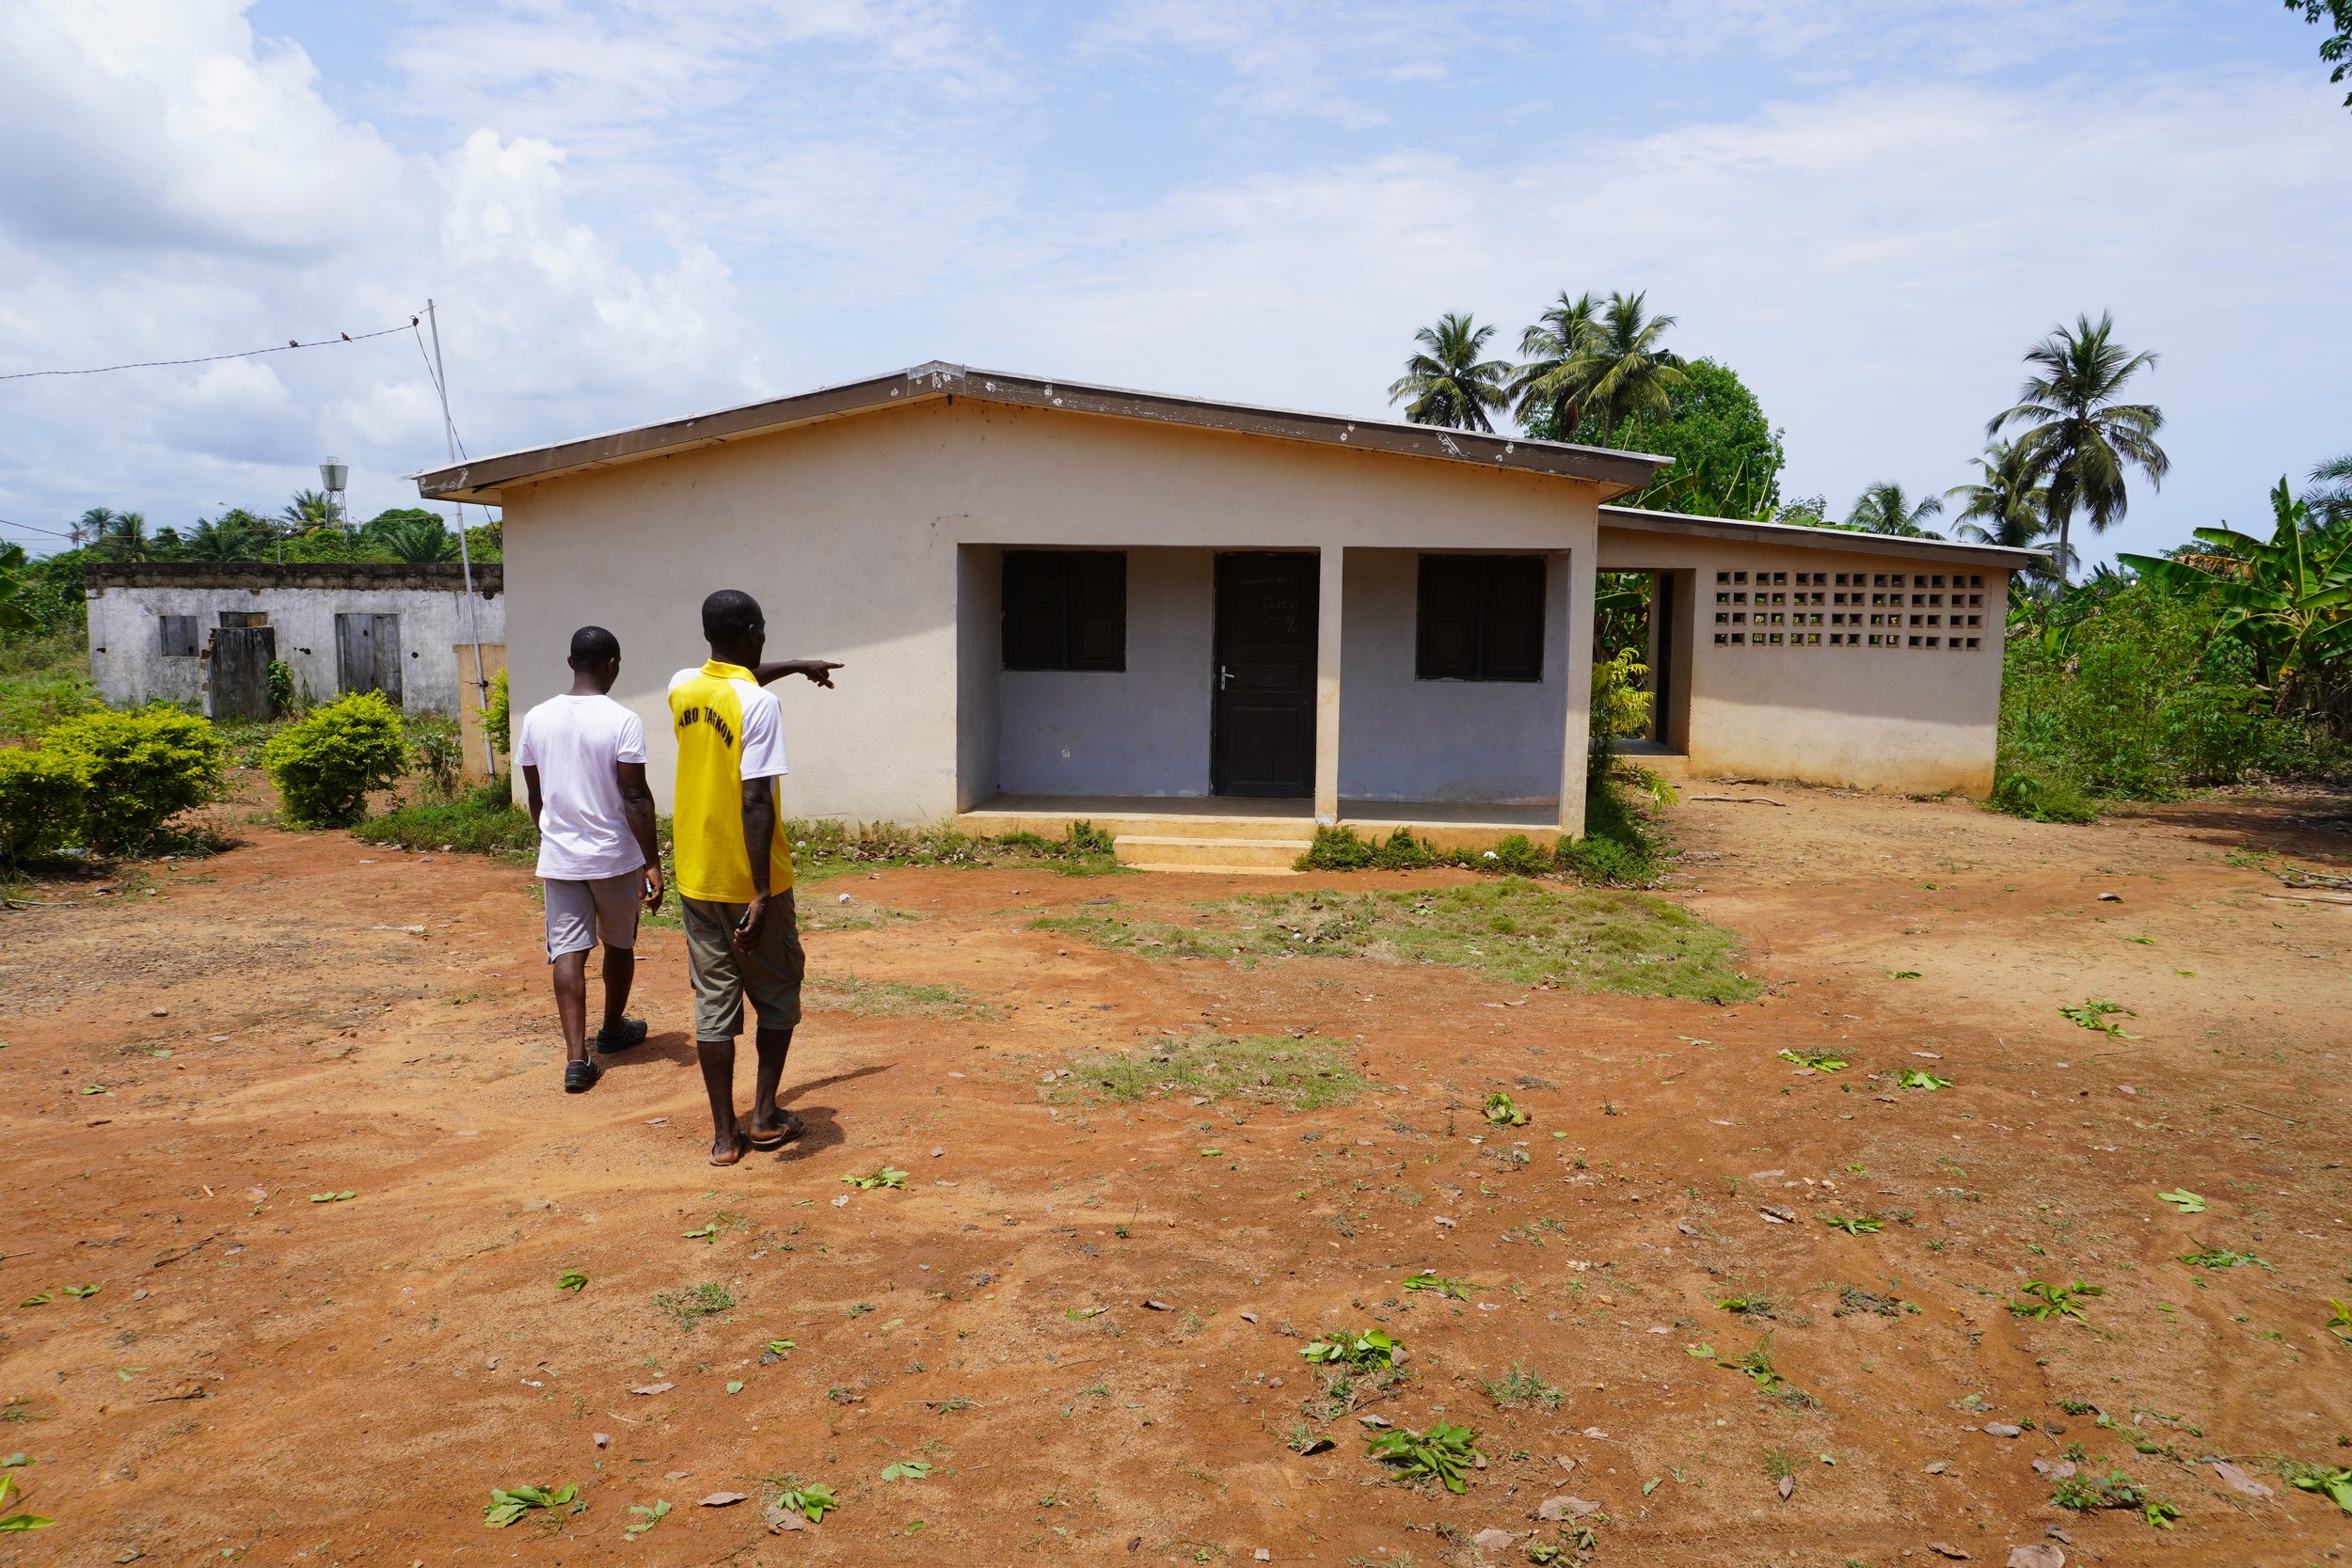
[0, 516, 79, 542]
[0, 317, 421, 382]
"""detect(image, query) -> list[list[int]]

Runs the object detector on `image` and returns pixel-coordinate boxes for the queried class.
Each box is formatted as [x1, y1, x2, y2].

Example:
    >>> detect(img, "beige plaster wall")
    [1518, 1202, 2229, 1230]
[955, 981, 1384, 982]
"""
[1598, 528, 2007, 795]
[501, 397, 1604, 824]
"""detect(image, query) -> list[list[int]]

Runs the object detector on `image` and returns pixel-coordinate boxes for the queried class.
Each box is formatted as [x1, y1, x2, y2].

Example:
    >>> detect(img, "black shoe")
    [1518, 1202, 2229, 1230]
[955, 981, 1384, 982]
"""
[596, 1019, 648, 1054]
[564, 1058, 603, 1094]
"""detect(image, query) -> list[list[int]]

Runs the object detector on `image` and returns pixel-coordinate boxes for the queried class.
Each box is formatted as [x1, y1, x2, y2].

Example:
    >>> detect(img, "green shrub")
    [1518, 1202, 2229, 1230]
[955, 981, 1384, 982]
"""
[356, 781, 538, 858]
[1371, 826, 1435, 870]
[481, 668, 511, 757]
[263, 691, 408, 827]
[1487, 832, 1551, 876]
[266, 658, 296, 717]
[1299, 824, 1375, 871]
[1989, 767, 2097, 825]
[0, 750, 87, 864]
[0, 658, 102, 742]
[410, 716, 463, 796]
[41, 705, 228, 853]
[1560, 832, 1651, 885]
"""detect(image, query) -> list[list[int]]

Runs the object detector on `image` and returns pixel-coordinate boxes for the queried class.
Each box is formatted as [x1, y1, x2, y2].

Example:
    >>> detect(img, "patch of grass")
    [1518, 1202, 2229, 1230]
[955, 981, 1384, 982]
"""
[1057, 1033, 1366, 1110]
[0, 639, 101, 741]
[1481, 1362, 1565, 1410]
[1988, 766, 2098, 824]
[1035, 879, 1757, 1003]
[654, 1281, 735, 1328]
[2052, 1468, 2178, 1528]
[804, 975, 999, 1020]
[1718, 1294, 1777, 1318]
[356, 782, 538, 861]
[786, 816, 1119, 881]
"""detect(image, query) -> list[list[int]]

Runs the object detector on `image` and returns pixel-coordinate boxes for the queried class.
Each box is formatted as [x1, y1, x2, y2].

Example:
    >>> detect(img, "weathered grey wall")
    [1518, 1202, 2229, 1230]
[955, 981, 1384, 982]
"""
[85, 564, 505, 716]
[1337, 548, 1571, 805]
[997, 547, 1215, 799]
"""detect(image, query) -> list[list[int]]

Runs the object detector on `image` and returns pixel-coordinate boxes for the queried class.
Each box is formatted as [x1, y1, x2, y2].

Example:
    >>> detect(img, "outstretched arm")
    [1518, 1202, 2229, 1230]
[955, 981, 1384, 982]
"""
[753, 658, 843, 689]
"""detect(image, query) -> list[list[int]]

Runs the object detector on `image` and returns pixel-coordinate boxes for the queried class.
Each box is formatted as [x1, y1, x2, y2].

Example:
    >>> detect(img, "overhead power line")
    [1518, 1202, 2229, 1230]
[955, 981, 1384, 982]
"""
[0, 317, 421, 382]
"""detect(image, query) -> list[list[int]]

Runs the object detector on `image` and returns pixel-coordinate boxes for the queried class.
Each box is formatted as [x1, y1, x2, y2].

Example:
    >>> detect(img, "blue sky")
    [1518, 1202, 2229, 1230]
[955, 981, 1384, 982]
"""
[2, 1, 2345, 563]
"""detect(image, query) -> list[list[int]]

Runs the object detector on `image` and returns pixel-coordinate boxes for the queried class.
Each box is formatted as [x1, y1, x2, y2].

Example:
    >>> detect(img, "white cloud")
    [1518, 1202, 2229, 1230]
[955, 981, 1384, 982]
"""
[0, 0, 769, 529]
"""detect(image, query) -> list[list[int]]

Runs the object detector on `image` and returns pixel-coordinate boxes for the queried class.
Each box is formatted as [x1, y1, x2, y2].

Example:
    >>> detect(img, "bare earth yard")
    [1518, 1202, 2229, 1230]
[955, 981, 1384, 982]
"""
[3, 780, 2350, 1566]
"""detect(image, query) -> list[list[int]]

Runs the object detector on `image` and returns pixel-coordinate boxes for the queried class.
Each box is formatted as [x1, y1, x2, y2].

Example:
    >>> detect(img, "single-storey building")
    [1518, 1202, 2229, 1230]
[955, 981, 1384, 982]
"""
[415, 363, 2033, 868]
[86, 562, 504, 720]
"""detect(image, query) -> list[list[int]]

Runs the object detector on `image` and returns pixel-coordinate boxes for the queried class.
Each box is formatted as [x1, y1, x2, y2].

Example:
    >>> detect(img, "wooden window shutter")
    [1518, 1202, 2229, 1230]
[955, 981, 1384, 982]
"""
[1001, 550, 1067, 670]
[1415, 555, 1481, 679]
[1063, 551, 1127, 672]
[1479, 556, 1546, 680]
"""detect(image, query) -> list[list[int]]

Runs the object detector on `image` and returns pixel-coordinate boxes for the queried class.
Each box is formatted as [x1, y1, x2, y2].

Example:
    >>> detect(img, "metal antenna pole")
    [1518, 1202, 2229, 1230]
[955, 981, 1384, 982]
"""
[427, 298, 497, 776]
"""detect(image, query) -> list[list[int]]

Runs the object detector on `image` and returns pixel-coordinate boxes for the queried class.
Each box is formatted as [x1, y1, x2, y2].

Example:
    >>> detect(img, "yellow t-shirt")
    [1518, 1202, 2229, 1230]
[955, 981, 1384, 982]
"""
[666, 660, 795, 902]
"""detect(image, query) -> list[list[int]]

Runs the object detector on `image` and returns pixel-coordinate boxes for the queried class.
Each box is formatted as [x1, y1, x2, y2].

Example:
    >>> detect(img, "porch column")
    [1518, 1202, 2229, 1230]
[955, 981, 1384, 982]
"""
[1314, 545, 1344, 822]
[1557, 545, 1594, 836]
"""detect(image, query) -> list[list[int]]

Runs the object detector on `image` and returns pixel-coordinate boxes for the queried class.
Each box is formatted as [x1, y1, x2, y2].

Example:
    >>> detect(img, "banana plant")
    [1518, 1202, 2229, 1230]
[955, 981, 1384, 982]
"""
[2119, 479, 2352, 708]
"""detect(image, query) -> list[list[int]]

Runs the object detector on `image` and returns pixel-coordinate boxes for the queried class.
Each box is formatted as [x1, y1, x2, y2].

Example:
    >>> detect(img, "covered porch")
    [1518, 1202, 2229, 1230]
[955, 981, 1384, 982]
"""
[952, 542, 1595, 870]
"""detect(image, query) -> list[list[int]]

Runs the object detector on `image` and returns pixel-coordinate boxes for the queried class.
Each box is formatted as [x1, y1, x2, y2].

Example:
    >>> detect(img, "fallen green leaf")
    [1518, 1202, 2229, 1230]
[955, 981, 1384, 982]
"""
[2156, 1188, 2205, 1214]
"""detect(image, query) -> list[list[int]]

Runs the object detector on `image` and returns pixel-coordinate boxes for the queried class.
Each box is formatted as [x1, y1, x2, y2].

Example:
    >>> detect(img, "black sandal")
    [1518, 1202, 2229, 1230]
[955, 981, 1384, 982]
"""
[596, 1019, 648, 1054]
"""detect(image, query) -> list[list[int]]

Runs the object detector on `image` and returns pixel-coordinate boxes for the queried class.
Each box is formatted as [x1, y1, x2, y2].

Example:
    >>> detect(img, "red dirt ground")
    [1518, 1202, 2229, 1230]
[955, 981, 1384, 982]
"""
[4, 779, 2350, 1567]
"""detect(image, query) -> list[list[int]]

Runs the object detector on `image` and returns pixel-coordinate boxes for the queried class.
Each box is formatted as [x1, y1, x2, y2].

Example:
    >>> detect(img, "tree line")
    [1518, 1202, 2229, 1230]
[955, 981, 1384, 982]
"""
[63, 496, 496, 567]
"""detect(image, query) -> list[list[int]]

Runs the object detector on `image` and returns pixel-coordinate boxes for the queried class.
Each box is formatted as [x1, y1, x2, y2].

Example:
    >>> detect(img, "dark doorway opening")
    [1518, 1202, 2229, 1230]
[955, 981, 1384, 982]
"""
[1594, 570, 1686, 749]
[1211, 552, 1317, 797]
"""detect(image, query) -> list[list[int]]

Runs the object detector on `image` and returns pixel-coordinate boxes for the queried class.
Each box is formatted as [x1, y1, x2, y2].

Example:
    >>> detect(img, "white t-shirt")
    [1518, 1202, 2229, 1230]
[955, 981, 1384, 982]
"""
[514, 693, 648, 881]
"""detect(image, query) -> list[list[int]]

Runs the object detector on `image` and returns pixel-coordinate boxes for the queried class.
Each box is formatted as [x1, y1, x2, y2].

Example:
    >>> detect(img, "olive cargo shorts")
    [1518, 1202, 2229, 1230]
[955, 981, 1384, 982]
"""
[680, 890, 805, 1040]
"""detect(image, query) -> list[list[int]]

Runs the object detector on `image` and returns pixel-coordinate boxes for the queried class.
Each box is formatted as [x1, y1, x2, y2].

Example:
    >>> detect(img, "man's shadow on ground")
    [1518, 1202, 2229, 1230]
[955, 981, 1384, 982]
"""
[605, 1041, 889, 1161]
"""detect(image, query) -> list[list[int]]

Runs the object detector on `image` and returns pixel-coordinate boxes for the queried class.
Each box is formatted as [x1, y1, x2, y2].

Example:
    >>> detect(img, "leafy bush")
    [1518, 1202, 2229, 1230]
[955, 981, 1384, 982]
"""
[41, 705, 228, 852]
[1989, 766, 2097, 824]
[1999, 575, 2330, 809]
[1588, 645, 1653, 770]
[262, 690, 408, 827]
[1488, 832, 1551, 875]
[0, 750, 87, 865]
[266, 658, 296, 717]
[481, 668, 511, 757]
[356, 781, 537, 858]
[1300, 824, 1375, 870]
[410, 716, 463, 796]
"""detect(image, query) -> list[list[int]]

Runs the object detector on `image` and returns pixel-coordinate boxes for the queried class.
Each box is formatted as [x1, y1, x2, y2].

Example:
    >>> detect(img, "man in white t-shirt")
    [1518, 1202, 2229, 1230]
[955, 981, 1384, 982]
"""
[515, 626, 665, 1094]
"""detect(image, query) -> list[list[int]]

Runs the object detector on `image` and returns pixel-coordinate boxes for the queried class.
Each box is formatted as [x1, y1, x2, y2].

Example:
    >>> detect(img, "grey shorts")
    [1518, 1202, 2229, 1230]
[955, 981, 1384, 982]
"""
[681, 890, 804, 1040]
[545, 871, 643, 961]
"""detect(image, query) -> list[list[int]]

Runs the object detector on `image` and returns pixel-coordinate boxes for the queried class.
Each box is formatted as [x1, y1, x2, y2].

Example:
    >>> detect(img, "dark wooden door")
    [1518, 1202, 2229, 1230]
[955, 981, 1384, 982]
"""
[206, 626, 277, 720]
[1212, 552, 1317, 798]
[335, 613, 403, 704]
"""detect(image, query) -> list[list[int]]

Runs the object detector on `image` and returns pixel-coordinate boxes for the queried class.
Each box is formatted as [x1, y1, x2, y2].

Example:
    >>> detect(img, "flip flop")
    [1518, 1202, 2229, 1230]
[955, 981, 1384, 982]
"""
[747, 1114, 804, 1149]
[708, 1131, 751, 1167]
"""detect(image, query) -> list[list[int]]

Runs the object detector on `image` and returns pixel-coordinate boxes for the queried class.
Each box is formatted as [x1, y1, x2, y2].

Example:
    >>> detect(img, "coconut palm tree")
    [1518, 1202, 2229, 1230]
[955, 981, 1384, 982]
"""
[1987, 311, 2169, 584]
[177, 515, 270, 562]
[278, 488, 342, 535]
[2305, 452, 2352, 528]
[74, 506, 120, 551]
[1389, 313, 1513, 432]
[1846, 483, 1946, 539]
[1947, 439, 2062, 577]
[1569, 291, 1686, 437]
[366, 515, 460, 563]
[1511, 291, 1602, 435]
[93, 511, 156, 561]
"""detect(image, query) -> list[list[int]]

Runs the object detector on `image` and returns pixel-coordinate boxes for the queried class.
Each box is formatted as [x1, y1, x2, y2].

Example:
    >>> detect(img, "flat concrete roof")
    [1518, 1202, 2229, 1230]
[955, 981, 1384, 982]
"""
[410, 361, 1669, 505]
[1601, 504, 2046, 569]
[84, 561, 504, 594]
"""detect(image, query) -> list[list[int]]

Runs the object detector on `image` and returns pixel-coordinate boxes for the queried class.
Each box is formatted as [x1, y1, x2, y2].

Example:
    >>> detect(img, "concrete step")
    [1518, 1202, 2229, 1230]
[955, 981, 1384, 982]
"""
[1111, 834, 1310, 870]
[962, 810, 1313, 844]
[1122, 862, 1303, 878]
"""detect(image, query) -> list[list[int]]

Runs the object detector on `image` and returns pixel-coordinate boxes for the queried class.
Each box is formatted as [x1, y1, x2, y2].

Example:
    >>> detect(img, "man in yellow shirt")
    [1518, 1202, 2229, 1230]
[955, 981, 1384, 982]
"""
[668, 589, 841, 1165]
